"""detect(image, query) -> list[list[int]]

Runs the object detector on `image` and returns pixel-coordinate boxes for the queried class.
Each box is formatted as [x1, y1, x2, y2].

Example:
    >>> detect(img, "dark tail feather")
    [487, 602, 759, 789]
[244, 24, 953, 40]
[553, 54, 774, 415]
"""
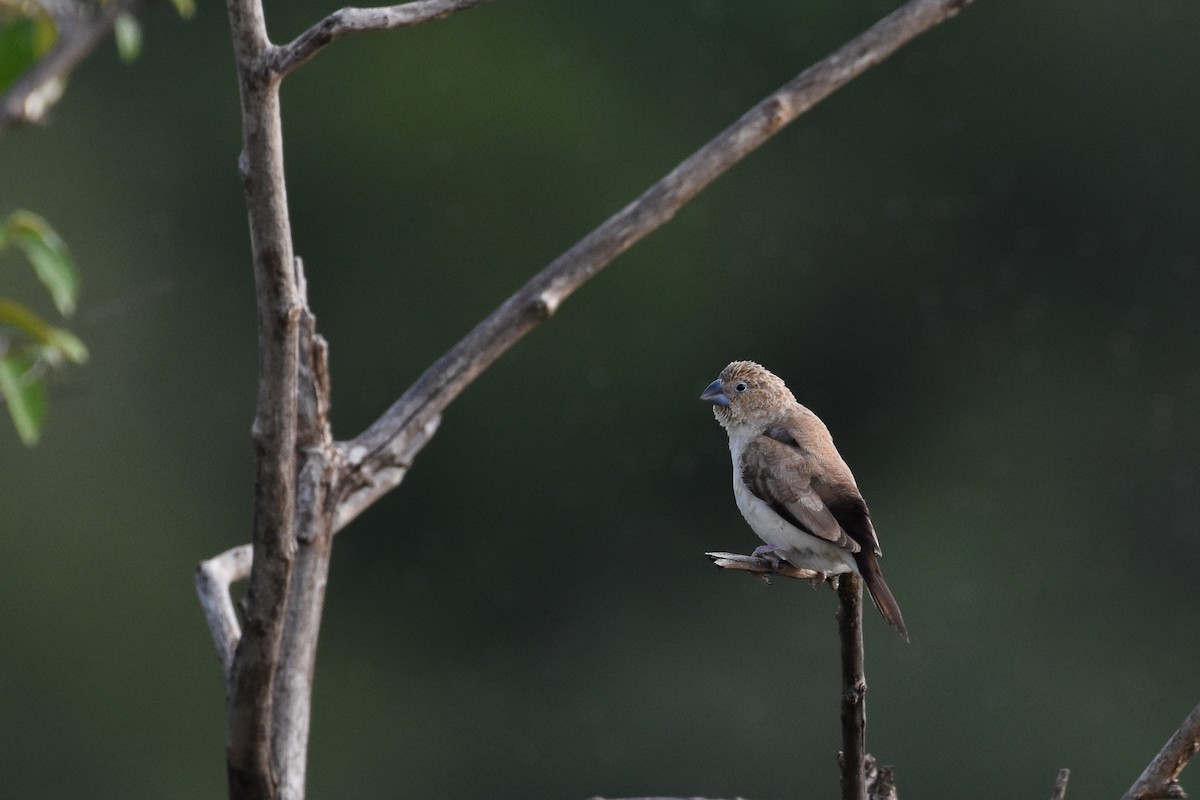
[856, 551, 909, 641]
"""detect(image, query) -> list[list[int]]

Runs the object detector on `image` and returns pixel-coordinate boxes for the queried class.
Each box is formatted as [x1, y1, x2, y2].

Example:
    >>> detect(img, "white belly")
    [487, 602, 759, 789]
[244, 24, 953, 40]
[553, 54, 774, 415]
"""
[732, 473, 858, 576]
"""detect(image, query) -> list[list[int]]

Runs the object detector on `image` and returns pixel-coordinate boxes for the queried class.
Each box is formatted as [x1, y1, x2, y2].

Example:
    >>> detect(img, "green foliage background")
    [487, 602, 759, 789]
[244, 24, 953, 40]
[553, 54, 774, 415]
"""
[2, 0, 1198, 797]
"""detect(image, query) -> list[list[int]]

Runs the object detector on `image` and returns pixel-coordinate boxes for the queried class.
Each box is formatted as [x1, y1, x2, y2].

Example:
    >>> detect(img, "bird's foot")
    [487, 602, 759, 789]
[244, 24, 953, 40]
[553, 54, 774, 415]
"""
[809, 571, 834, 591]
[750, 544, 785, 571]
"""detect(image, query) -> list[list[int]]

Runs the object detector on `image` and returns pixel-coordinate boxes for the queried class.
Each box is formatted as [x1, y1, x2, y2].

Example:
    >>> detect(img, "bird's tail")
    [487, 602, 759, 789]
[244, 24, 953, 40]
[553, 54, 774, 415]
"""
[856, 550, 909, 641]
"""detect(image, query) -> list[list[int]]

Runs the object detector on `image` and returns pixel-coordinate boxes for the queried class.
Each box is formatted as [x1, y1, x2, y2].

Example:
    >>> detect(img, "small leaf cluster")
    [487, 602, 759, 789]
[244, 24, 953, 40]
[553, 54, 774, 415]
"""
[0, 0, 195, 118]
[0, 210, 87, 446]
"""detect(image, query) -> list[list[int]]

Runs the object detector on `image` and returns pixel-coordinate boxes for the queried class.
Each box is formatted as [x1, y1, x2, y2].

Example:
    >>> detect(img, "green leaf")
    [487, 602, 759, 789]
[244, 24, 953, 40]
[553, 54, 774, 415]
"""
[169, 0, 195, 20]
[0, 354, 46, 446]
[0, 296, 56, 340]
[0, 298, 88, 363]
[43, 327, 88, 364]
[4, 211, 78, 316]
[0, 6, 57, 93]
[113, 13, 141, 63]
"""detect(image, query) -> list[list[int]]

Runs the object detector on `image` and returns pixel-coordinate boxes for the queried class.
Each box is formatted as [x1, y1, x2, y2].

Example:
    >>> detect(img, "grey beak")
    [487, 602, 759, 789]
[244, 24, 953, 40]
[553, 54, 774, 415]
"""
[700, 378, 730, 407]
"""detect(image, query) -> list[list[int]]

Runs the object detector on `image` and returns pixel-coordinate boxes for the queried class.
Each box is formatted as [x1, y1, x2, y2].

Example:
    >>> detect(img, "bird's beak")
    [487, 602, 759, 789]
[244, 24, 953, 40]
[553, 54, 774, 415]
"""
[700, 378, 730, 407]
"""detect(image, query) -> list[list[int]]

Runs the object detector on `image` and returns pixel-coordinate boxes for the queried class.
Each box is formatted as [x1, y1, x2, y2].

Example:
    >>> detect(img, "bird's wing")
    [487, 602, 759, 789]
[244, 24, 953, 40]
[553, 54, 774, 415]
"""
[739, 435, 860, 553]
[820, 485, 882, 556]
[766, 420, 884, 557]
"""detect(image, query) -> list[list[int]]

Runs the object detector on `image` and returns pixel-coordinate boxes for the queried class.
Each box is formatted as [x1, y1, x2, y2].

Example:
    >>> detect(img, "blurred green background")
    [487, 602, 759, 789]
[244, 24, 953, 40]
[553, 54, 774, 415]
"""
[3, 0, 1199, 797]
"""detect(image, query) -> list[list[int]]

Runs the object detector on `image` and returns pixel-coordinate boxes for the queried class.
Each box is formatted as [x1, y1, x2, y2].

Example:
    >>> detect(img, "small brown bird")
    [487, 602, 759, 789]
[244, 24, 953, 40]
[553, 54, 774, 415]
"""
[701, 360, 908, 640]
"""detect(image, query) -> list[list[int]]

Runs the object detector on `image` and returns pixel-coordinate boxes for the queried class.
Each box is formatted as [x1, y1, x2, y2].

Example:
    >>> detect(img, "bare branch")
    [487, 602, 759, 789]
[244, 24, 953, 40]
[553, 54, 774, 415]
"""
[224, 0, 303, 793]
[0, 0, 142, 134]
[269, 0, 492, 78]
[270, 456, 334, 800]
[709, 554, 873, 800]
[838, 574, 868, 800]
[195, 544, 254, 682]
[338, 0, 975, 520]
[270, 281, 337, 800]
[1050, 768, 1070, 800]
[1123, 703, 1200, 800]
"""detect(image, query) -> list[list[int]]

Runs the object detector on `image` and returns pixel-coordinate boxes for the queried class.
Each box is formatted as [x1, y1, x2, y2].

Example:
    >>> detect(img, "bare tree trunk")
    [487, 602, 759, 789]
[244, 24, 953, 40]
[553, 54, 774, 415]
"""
[223, 0, 301, 794]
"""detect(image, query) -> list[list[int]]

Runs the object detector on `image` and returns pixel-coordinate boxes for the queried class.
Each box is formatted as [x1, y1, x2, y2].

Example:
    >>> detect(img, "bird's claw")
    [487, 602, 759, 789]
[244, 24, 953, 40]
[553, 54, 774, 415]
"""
[750, 544, 785, 572]
[806, 570, 834, 591]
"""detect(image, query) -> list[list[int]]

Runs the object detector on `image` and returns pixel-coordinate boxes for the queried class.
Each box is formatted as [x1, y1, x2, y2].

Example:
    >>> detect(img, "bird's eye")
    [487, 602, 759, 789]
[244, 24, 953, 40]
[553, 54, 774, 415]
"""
[734, 381, 748, 393]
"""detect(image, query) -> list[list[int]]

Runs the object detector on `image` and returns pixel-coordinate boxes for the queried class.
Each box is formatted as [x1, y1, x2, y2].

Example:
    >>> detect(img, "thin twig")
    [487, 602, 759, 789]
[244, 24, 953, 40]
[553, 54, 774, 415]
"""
[1050, 768, 1070, 800]
[1123, 702, 1200, 800]
[705, 551, 823, 581]
[838, 574, 868, 800]
[195, 544, 254, 682]
[0, 0, 143, 134]
[709, 555, 874, 800]
[336, 0, 975, 520]
[269, 0, 492, 77]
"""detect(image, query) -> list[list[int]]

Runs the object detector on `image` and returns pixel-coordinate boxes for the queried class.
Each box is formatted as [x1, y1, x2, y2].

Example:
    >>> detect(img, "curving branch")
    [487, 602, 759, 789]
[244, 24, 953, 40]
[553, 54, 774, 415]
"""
[195, 544, 254, 682]
[1123, 703, 1200, 800]
[0, 0, 143, 134]
[268, 0, 492, 78]
[335, 0, 976, 518]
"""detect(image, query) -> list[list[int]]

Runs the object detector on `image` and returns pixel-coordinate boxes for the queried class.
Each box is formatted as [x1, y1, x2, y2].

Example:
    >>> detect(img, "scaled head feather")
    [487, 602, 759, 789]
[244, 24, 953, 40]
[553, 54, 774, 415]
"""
[709, 360, 796, 429]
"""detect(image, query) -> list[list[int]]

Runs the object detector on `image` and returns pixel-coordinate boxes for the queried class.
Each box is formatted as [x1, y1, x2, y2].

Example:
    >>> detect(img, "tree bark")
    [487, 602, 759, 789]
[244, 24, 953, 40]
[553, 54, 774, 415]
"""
[224, 0, 302, 795]
[1123, 703, 1200, 800]
[838, 575, 868, 800]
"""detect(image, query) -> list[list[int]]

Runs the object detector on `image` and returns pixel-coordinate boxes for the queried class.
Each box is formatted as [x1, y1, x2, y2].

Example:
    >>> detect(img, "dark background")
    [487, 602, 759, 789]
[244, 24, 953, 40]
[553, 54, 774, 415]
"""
[2, 0, 1198, 797]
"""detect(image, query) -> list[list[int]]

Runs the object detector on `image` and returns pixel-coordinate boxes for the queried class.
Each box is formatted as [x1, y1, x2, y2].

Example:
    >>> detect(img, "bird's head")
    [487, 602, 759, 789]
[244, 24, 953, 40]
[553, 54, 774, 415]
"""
[700, 360, 794, 430]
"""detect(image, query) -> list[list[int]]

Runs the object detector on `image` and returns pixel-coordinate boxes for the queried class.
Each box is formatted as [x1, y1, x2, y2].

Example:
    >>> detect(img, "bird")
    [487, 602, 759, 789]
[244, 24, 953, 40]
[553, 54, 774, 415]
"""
[700, 360, 908, 640]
